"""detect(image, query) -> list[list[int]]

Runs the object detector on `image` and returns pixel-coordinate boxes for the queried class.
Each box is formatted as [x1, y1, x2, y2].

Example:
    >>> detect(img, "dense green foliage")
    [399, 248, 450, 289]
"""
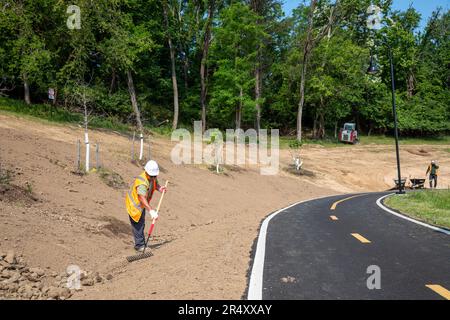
[385, 190, 450, 229]
[0, 0, 448, 137]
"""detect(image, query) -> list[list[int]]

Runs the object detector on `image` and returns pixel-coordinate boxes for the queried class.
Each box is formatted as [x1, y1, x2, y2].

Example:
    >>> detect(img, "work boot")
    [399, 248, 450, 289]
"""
[134, 246, 145, 252]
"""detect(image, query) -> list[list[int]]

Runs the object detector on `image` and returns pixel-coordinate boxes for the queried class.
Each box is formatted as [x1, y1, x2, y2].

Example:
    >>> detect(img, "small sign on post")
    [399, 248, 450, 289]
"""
[48, 88, 55, 101]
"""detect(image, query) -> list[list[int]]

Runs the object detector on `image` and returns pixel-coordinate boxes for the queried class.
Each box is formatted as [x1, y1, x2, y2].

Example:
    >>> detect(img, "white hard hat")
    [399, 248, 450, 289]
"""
[431, 160, 436, 164]
[144, 160, 159, 176]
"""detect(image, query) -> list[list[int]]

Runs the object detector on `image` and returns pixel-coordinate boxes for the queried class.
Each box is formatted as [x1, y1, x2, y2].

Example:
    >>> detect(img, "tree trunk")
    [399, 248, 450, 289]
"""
[296, 0, 317, 142]
[296, 58, 309, 141]
[317, 97, 326, 139]
[51, 88, 58, 106]
[126, 69, 143, 134]
[356, 110, 362, 135]
[109, 68, 116, 95]
[176, 1, 189, 93]
[250, 0, 262, 134]
[318, 112, 325, 139]
[169, 39, 180, 131]
[200, 0, 215, 133]
[334, 121, 338, 139]
[23, 74, 31, 105]
[126, 70, 144, 160]
[407, 71, 415, 98]
[163, 0, 180, 130]
[200, 59, 207, 133]
[236, 87, 243, 130]
[182, 54, 189, 92]
[255, 63, 261, 133]
[313, 111, 318, 138]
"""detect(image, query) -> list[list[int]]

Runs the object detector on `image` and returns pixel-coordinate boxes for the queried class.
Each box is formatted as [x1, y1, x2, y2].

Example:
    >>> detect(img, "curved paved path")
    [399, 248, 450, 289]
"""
[248, 192, 450, 300]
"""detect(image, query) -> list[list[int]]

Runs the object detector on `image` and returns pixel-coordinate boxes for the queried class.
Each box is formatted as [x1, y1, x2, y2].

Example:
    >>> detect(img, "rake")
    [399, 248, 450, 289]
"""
[126, 180, 168, 262]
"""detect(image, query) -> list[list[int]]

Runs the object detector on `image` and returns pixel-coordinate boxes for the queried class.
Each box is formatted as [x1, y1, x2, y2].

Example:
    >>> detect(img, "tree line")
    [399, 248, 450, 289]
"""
[0, 0, 449, 139]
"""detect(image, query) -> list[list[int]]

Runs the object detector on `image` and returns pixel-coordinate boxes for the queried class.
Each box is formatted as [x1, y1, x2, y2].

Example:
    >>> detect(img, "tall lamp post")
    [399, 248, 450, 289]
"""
[367, 46, 405, 194]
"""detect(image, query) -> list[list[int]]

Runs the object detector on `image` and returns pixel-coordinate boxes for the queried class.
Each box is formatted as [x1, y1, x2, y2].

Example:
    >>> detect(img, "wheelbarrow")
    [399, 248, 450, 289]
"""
[409, 178, 425, 189]
[393, 178, 407, 189]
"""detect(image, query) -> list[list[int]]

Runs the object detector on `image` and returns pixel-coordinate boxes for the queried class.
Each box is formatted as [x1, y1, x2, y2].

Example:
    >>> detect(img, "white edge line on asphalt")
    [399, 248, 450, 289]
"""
[247, 194, 341, 300]
[376, 194, 450, 235]
[249, 192, 449, 300]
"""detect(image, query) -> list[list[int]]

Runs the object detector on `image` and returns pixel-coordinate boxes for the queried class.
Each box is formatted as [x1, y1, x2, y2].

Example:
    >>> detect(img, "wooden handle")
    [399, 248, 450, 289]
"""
[155, 180, 169, 214]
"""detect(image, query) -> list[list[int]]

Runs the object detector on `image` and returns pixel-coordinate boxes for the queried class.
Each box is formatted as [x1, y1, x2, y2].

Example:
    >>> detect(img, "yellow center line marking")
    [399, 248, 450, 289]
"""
[330, 215, 339, 221]
[426, 285, 450, 300]
[330, 194, 365, 210]
[351, 233, 371, 243]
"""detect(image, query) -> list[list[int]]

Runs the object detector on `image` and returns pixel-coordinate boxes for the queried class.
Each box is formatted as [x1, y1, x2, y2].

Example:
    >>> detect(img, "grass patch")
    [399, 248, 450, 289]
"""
[25, 181, 34, 195]
[0, 165, 39, 204]
[149, 124, 173, 137]
[279, 134, 450, 149]
[2, 97, 448, 147]
[279, 135, 359, 148]
[0, 165, 13, 185]
[0, 97, 130, 133]
[98, 168, 127, 189]
[361, 135, 450, 146]
[384, 190, 450, 229]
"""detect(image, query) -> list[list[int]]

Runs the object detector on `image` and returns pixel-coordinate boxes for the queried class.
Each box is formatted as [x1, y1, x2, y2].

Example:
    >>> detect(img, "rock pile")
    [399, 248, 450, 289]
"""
[0, 250, 113, 300]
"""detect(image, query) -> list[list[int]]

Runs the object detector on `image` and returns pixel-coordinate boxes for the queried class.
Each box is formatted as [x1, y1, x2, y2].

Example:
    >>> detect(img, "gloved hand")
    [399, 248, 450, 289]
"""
[149, 209, 159, 219]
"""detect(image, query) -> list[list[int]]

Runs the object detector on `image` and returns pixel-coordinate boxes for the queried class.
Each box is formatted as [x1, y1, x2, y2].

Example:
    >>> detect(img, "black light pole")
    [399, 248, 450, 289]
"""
[388, 47, 404, 194]
[367, 47, 404, 194]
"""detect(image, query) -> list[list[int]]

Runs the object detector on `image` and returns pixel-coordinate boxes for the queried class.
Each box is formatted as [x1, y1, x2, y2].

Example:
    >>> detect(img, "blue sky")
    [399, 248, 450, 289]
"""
[282, 1, 450, 30]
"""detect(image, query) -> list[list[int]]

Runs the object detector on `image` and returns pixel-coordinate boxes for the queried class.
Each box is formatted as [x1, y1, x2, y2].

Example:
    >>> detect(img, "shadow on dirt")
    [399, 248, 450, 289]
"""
[99, 216, 132, 237]
[0, 167, 39, 204]
[406, 148, 429, 156]
[98, 168, 127, 189]
[147, 239, 173, 249]
[283, 166, 315, 177]
[0, 183, 39, 204]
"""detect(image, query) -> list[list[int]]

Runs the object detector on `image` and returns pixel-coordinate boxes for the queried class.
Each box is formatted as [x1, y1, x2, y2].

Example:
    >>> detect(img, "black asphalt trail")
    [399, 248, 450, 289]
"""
[262, 192, 450, 299]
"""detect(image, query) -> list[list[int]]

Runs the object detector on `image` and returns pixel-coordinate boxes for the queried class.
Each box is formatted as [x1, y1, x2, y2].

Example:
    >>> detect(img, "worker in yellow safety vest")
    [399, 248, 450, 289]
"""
[126, 160, 167, 252]
[425, 160, 439, 189]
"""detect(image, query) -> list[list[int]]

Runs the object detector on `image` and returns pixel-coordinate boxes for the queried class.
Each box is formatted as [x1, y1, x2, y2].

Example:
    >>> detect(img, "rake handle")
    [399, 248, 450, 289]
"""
[155, 180, 169, 214]
[143, 181, 168, 254]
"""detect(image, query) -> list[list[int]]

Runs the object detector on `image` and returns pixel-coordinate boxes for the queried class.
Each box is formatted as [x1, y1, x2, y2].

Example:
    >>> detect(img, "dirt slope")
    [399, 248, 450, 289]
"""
[0, 113, 448, 299]
[285, 144, 450, 193]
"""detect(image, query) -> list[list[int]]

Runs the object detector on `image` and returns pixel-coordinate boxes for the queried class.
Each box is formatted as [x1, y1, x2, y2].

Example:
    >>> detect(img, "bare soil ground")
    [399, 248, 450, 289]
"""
[0, 113, 448, 299]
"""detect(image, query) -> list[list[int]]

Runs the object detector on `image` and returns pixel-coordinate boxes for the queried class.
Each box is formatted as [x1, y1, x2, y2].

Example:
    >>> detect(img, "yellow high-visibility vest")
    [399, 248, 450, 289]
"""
[427, 164, 439, 176]
[125, 172, 157, 222]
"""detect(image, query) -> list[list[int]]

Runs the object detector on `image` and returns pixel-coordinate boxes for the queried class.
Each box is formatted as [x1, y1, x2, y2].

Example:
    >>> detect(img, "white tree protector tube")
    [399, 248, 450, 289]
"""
[139, 133, 144, 160]
[85, 132, 90, 172]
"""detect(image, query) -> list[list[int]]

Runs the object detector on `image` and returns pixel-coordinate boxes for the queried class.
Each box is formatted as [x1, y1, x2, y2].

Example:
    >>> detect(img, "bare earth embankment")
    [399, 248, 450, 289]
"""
[0, 113, 449, 299]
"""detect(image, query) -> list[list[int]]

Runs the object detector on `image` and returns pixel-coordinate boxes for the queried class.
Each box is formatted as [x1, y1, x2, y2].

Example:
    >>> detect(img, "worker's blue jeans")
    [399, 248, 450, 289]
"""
[429, 175, 437, 188]
[129, 209, 146, 249]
